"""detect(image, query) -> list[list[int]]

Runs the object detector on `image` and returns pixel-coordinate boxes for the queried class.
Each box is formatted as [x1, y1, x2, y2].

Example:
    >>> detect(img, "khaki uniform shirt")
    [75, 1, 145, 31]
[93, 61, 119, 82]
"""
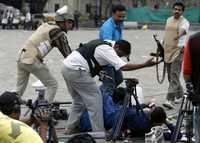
[18, 23, 61, 64]
[163, 16, 189, 63]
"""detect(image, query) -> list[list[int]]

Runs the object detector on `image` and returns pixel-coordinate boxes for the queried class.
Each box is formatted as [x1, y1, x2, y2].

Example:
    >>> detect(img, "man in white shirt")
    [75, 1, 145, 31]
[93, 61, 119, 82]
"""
[162, 2, 190, 109]
[62, 39, 157, 133]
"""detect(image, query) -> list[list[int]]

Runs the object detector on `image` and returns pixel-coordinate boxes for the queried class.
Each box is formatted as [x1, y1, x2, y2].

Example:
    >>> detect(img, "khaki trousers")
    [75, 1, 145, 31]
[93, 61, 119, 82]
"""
[166, 52, 183, 101]
[16, 61, 58, 102]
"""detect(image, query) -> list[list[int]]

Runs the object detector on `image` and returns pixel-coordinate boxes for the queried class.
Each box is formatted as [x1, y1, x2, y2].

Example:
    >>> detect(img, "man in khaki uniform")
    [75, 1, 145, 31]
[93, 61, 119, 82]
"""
[162, 2, 190, 109]
[16, 6, 74, 102]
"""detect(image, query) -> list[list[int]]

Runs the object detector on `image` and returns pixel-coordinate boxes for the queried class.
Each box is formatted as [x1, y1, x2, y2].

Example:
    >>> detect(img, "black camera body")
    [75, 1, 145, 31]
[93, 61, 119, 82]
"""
[123, 78, 139, 93]
[186, 82, 200, 106]
[26, 99, 69, 121]
[50, 102, 69, 120]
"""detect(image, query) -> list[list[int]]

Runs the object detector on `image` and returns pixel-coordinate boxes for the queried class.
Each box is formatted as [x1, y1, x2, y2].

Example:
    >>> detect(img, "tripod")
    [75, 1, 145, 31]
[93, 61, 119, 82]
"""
[110, 78, 147, 142]
[171, 83, 194, 143]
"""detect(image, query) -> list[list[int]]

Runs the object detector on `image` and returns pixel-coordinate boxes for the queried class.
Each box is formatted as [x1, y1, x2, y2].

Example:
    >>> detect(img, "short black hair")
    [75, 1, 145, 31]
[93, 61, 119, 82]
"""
[112, 4, 126, 13]
[173, 2, 185, 11]
[0, 91, 21, 115]
[151, 106, 167, 125]
[115, 39, 131, 55]
[67, 134, 96, 143]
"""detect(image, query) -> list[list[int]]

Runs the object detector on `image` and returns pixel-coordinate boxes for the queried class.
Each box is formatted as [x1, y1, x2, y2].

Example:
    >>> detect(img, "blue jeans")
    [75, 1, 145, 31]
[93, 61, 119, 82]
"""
[100, 65, 123, 96]
[194, 105, 200, 143]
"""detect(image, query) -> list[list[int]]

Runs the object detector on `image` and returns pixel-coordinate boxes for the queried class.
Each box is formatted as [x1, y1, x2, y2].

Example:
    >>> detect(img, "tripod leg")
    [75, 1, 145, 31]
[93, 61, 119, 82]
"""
[47, 121, 58, 143]
[47, 127, 51, 143]
[132, 86, 149, 121]
[171, 110, 184, 143]
[110, 92, 130, 141]
[51, 125, 58, 143]
[170, 97, 188, 143]
[111, 107, 126, 141]
[185, 102, 193, 143]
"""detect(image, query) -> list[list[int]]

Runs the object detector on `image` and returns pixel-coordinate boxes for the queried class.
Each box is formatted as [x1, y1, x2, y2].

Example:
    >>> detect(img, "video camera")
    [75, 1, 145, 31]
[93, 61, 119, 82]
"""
[123, 78, 139, 92]
[186, 82, 194, 95]
[185, 82, 200, 106]
[25, 98, 71, 121]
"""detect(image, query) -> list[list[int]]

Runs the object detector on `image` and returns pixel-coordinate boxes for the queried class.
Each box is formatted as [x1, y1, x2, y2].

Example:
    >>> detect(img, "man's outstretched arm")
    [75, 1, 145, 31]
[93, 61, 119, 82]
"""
[121, 58, 157, 71]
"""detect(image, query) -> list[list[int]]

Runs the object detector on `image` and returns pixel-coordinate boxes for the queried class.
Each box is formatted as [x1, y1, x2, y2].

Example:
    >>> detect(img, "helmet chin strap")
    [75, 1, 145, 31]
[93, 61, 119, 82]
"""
[57, 22, 68, 33]
[63, 25, 68, 33]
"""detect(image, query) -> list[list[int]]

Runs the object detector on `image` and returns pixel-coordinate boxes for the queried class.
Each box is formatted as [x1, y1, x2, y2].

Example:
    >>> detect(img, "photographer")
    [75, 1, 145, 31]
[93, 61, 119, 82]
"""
[0, 91, 48, 143]
[80, 87, 182, 140]
[183, 32, 200, 143]
[62, 39, 157, 134]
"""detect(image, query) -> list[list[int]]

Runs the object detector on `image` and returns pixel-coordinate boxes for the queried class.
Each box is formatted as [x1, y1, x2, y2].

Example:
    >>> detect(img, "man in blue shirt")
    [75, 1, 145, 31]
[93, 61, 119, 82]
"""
[99, 5, 127, 100]
[99, 5, 126, 41]
[80, 87, 182, 140]
[80, 87, 154, 133]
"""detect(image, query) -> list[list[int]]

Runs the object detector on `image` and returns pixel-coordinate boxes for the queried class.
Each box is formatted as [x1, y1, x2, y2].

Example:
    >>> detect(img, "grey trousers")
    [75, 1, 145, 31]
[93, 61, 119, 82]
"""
[61, 66, 104, 132]
[16, 61, 58, 102]
[166, 53, 183, 101]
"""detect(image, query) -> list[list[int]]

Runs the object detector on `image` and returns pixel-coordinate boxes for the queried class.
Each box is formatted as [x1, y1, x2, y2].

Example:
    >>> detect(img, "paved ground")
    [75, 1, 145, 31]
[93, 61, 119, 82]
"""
[0, 28, 196, 142]
[0, 28, 194, 103]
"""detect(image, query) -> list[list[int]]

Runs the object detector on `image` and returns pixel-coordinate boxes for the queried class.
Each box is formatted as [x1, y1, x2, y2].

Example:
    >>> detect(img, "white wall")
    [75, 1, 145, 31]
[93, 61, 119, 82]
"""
[44, 0, 133, 15]
[44, 0, 68, 13]
[44, 0, 96, 15]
